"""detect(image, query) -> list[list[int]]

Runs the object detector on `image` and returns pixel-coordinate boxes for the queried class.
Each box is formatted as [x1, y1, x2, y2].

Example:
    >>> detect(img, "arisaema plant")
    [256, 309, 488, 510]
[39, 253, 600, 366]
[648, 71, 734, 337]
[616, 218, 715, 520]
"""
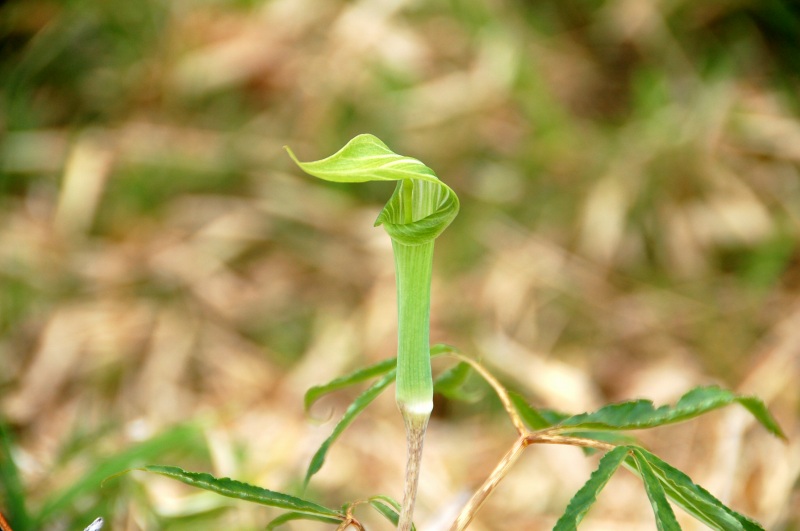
[286, 134, 459, 529]
[128, 134, 784, 531]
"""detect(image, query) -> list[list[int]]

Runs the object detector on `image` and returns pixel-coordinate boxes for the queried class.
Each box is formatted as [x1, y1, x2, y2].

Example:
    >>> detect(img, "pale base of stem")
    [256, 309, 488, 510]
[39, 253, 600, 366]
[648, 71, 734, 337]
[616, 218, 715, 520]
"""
[397, 411, 429, 531]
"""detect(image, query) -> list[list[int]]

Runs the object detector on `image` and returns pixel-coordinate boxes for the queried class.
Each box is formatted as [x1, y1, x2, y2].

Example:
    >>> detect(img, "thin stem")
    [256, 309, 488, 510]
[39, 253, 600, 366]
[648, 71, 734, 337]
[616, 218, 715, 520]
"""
[338, 502, 367, 531]
[449, 436, 528, 531]
[0, 512, 12, 531]
[445, 356, 621, 531]
[336, 519, 365, 531]
[398, 414, 429, 531]
[527, 431, 617, 452]
[450, 433, 617, 530]
[450, 353, 527, 436]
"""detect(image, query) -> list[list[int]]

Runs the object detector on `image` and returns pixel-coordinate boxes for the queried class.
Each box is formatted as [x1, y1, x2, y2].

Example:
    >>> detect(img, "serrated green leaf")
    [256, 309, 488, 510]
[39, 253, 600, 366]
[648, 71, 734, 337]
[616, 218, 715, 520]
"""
[554, 445, 630, 530]
[630, 447, 762, 531]
[508, 391, 568, 430]
[555, 386, 785, 437]
[304, 357, 397, 412]
[143, 465, 340, 518]
[265, 512, 342, 530]
[631, 448, 681, 531]
[286, 134, 459, 246]
[685, 388, 785, 439]
[368, 496, 417, 531]
[433, 362, 482, 403]
[304, 370, 396, 488]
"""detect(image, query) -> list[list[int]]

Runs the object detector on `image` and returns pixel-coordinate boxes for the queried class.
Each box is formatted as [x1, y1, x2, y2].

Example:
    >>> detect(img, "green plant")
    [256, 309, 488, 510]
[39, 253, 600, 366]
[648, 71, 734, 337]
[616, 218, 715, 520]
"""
[0, 420, 207, 531]
[135, 134, 784, 530]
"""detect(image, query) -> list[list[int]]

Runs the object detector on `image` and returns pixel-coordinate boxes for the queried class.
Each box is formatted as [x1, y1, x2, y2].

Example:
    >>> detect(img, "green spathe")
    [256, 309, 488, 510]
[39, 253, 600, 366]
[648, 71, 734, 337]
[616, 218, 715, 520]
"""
[286, 134, 459, 413]
[286, 134, 459, 246]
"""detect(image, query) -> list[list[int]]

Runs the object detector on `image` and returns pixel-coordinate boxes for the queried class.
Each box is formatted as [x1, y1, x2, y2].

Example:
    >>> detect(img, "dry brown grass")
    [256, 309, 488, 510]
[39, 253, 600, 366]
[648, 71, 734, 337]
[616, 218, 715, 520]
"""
[1, 0, 799, 529]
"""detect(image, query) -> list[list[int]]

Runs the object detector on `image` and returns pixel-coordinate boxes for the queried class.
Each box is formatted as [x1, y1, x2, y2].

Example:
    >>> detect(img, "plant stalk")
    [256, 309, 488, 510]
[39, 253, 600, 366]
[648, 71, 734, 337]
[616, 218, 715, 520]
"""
[393, 239, 435, 530]
[450, 436, 528, 531]
[398, 413, 429, 531]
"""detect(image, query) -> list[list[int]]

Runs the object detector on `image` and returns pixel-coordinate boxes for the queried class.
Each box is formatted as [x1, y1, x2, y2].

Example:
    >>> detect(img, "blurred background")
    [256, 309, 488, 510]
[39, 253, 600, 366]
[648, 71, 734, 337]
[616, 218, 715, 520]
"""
[1, 0, 799, 529]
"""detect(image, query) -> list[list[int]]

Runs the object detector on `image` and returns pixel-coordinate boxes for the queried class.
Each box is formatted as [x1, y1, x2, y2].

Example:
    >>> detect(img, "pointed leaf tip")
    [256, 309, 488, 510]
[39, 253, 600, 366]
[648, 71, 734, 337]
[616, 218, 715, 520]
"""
[629, 447, 764, 530]
[554, 446, 630, 530]
[555, 385, 785, 438]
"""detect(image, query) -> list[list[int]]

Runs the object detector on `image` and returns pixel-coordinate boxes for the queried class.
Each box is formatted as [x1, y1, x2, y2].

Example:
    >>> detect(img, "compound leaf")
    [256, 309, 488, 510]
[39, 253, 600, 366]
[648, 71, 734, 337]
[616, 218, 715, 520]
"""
[631, 447, 762, 531]
[554, 445, 630, 530]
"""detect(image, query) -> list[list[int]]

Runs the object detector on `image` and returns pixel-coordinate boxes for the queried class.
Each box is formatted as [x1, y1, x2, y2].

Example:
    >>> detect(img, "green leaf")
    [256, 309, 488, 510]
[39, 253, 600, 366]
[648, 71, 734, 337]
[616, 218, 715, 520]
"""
[630, 447, 762, 531]
[631, 448, 681, 531]
[555, 386, 785, 437]
[304, 370, 396, 488]
[554, 446, 630, 530]
[265, 512, 342, 530]
[304, 357, 397, 412]
[286, 134, 459, 246]
[430, 343, 460, 357]
[142, 465, 341, 518]
[0, 420, 31, 531]
[301, 343, 457, 484]
[508, 391, 567, 430]
[368, 495, 417, 531]
[433, 362, 482, 403]
[511, 394, 638, 455]
[369, 494, 402, 511]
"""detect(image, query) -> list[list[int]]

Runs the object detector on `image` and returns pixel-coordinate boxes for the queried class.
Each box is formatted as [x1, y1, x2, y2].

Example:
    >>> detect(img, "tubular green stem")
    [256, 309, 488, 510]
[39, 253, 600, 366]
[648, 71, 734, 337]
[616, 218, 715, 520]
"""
[393, 239, 435, 418]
